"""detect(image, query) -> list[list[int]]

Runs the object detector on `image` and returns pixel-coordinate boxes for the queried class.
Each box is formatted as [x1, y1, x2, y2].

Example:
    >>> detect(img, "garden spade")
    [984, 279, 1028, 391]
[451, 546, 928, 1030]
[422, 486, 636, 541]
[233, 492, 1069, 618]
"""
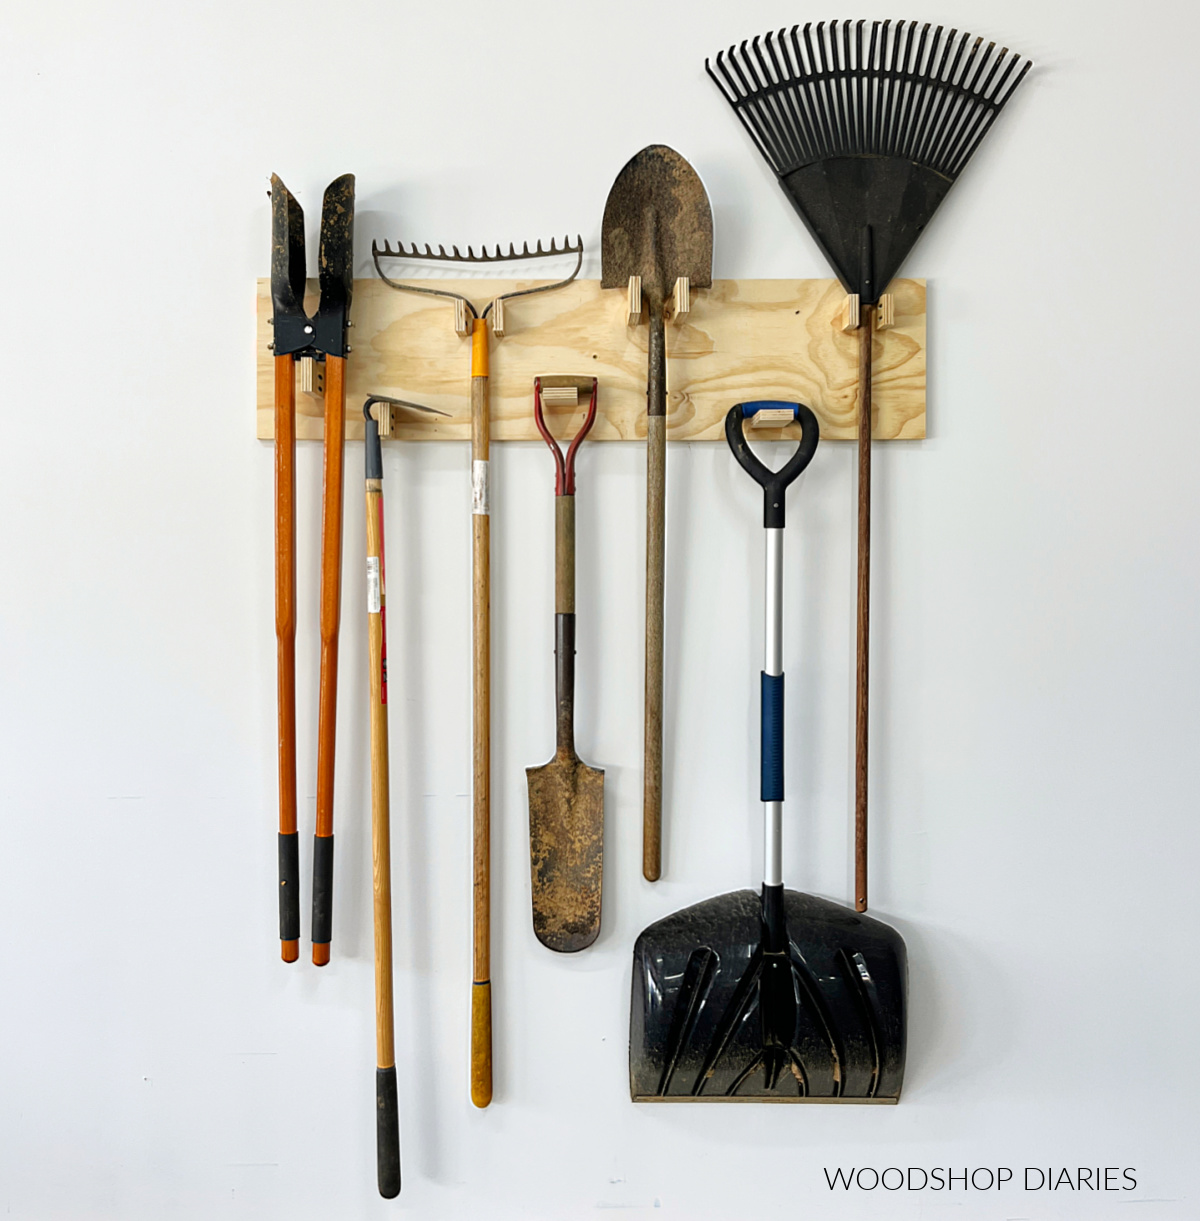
[526, 377, 603, 953]
[601, 145, 712, 883]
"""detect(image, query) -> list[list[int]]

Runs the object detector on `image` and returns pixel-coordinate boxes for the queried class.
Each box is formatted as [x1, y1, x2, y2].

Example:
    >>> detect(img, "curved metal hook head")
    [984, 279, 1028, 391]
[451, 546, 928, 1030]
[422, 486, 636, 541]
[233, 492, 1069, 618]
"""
[364, 394, 448, 421]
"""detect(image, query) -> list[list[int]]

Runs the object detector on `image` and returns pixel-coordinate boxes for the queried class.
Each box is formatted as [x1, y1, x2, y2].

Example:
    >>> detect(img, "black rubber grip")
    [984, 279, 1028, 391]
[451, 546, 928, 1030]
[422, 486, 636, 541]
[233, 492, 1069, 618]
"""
[312, 834, 334, 947]
[278, 832, 300, 942]
[364, 400, 383, 480]
[376, 1066, 401, 1198]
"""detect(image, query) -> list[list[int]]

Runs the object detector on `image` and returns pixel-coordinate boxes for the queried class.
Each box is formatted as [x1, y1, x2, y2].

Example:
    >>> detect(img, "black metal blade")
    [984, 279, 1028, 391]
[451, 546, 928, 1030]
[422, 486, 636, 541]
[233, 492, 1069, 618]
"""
[314, 173, 355, 357]
[269, 174, 306, 321]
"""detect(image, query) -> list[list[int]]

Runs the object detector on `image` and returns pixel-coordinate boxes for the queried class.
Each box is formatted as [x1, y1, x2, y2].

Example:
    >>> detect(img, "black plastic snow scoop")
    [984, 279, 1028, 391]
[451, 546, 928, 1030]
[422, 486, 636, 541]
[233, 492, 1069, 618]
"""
[708, 22, 1031, 911]
[629, 402, 906, 1101]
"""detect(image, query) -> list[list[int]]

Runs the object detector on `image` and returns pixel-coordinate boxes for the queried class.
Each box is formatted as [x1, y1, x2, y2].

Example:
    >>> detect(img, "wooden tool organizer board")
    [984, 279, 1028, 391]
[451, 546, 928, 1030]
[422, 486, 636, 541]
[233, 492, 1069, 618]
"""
[255, 277, 926, 442]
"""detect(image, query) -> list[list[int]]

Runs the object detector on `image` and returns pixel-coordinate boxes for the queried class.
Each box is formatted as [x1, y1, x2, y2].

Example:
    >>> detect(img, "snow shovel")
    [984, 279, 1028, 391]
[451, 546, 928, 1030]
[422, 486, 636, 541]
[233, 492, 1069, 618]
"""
[629, 402, 906, 1101]
[601, 145, 712, 883]
[708, 22, 1031, 911]
[526, 376, 603, 953]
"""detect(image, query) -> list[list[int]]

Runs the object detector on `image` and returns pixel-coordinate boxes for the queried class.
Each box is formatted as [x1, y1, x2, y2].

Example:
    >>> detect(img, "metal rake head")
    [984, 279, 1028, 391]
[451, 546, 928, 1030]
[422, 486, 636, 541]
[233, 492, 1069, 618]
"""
[373, 235, 582, 266]
[371, 234, 584, 317]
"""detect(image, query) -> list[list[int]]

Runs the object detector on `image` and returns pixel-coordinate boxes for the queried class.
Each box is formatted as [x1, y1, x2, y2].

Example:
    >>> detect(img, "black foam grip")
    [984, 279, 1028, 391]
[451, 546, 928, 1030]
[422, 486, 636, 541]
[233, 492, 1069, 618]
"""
[376, 1066, 401, 1198]
[312, 834, 334, 946]
[278, 832, 300, 942]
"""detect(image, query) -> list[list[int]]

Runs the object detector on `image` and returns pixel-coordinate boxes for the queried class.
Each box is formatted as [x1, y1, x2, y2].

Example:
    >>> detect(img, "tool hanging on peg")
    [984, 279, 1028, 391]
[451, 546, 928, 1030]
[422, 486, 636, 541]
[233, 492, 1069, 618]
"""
[372, 233, 583, 1108]
[526, 376, 604, 954]
[601, 145, 713, 885]
[268, 172, 354, 966]
[361, 394, 445, 1198]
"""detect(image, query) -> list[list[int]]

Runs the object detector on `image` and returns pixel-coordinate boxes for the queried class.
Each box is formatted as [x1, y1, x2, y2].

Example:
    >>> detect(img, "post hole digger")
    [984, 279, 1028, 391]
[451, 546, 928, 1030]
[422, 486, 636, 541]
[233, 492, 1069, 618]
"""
[708, 21, 1031, 912]
[527, 376, 603, 953]
[363, 394, 446, 1199]
[630, 402, 906, 1101]
[601, 146, 713, 883]
[269, 173, 354, 965]
[372, 235, 583, 1107]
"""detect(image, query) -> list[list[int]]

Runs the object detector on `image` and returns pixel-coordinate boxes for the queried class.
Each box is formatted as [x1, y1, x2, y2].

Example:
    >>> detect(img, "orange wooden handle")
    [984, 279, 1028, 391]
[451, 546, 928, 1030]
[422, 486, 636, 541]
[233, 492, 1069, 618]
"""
[274, 355, 299, 963]
[314, 356, 347, 962]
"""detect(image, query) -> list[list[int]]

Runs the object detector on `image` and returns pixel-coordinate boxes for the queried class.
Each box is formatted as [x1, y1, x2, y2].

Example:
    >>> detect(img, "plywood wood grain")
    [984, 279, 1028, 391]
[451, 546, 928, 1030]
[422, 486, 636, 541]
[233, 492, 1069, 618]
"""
[255, 277, 925, 442]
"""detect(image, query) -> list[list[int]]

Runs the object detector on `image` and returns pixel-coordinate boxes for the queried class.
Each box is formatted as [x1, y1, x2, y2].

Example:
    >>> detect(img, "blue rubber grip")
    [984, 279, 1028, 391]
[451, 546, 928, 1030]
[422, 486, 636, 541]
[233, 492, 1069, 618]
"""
[739, 401, 801, 419]
[760, 672, 784, 802]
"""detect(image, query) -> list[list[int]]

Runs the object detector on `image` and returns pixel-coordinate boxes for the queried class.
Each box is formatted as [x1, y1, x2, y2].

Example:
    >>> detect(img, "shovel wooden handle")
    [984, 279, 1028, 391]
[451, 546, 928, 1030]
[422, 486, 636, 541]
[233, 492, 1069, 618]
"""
[643, 307, 666, 882]
[855, 307, 873, 914]
[469, 320, 493, 1108]
[274, 354, 299, 963]
[366, 468, 401, 1198]
[313, 354, 346, 965]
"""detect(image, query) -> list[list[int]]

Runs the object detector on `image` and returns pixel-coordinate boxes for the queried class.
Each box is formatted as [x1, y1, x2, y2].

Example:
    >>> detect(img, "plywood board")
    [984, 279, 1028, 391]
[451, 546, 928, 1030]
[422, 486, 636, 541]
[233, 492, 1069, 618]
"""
[255, 277, 925, 442]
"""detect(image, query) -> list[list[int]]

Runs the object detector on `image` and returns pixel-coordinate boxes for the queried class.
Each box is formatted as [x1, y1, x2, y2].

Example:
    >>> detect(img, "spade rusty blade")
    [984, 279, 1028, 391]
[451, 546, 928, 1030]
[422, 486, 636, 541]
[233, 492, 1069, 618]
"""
[600, 145, 713, 308]
[527, 749, 604, 953]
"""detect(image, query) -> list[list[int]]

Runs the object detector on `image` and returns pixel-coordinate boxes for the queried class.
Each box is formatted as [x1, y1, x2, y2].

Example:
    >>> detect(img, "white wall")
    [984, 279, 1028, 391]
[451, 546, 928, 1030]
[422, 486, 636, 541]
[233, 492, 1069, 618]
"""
[2, 1, 1197, 1217]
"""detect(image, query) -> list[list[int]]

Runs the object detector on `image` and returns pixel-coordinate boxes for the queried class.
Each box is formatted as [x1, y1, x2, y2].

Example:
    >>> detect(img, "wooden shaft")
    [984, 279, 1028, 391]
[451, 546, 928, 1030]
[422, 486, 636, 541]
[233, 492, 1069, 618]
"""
[469, 319, 492, 1108]
[366, 485, 396, 1071]
[554, 495, 575, 616]
[643, 411, 666, 882]
[855, 306, 874, 914]
[274, 354, 299, 963]
[314, 355, 346, 966]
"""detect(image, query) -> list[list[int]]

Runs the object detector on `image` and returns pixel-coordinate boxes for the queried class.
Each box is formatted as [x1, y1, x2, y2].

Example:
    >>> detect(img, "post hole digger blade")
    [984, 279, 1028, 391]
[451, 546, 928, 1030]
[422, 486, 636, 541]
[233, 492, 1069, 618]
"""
[601, 145, 712, 884]
[708, 24, 1031, 911]
[269, 173, 354, 964]
[363, 395, 447, 1198]
[527, 377, 603, 953]
[630, 402, 907, 1101]
[373, 235, 583, 1106]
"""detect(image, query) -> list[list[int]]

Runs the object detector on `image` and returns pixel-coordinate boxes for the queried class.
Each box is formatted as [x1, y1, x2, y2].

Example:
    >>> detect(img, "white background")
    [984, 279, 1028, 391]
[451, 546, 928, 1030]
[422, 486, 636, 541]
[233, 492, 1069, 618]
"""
[2, 1, 1197, 1218]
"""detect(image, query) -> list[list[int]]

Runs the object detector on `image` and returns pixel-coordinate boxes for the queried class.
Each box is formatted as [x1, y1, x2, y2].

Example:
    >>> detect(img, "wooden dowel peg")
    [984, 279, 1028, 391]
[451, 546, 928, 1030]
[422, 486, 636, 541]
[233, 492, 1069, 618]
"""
[667, 277, 690, 325]
[841, 291, 894, 332]
[454, 298, 473, 337]
[626, 275, 643, 326]
[749, 408, 796, 428]
[491, 295, 506, 338]
[876, 294, 895, 331]
[374, 401, 393, 438]
[840, 293, 861, 333]
[540, 384, 579, 409]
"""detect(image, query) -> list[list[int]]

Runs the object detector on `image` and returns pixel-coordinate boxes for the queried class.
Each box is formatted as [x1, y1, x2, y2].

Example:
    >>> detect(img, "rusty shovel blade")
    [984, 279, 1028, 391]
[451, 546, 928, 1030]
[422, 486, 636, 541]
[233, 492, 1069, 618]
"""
[600, 145, 713, 306]
[527, 754, 603, 953]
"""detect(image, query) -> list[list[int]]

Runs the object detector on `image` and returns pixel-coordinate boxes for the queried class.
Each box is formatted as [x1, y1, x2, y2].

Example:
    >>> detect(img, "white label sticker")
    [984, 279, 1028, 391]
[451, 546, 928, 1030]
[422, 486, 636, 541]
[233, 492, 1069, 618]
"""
[366, 556, 381, 614]
[472, 459, 490, 515]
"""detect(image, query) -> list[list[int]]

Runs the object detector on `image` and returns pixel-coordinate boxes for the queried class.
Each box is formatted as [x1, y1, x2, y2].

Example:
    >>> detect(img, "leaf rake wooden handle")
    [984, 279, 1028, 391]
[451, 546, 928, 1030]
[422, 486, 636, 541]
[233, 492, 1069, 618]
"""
[855, 307, 873, 914]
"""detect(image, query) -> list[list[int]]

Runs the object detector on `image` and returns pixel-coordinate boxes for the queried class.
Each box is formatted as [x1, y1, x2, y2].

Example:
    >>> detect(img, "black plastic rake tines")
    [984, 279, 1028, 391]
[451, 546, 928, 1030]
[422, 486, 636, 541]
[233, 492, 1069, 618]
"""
[707, 21, 1031, 182]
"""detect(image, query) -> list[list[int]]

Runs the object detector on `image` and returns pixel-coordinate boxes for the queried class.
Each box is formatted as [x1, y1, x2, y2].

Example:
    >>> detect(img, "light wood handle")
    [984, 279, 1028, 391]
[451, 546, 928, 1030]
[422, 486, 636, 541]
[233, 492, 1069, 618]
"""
[471, 981, 492, 1107]
[643, 412, 666, 882]
[366, 487, 395, 1071]
[855, 307, 874, 914]
[555, 495, 575, 615]
[274, 354, 299, 963]
[469, 318, 492, 1107]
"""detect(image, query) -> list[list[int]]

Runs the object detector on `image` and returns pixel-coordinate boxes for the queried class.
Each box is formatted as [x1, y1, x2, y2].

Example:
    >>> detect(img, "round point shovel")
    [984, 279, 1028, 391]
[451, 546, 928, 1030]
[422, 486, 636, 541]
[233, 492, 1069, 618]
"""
[601, 145, 712, 882]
